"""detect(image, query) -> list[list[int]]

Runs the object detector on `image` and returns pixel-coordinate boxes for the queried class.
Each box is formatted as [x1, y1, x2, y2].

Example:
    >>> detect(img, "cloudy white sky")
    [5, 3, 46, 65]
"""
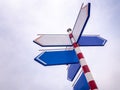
[0, 0, 120, 90]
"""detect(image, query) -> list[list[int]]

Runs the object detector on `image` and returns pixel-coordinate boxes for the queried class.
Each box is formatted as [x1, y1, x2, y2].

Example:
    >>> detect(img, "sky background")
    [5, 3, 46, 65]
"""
[0, 0, 120, 90]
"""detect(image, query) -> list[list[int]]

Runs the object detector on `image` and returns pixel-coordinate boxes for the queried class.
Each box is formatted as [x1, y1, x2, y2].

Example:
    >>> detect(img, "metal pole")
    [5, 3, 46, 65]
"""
[67, 28, 98, 90]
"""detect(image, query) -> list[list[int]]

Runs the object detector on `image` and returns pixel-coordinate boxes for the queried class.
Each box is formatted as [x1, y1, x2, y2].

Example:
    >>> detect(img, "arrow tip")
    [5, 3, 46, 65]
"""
[34, 52, 47, 66]
[102, 39, 107, 46]
[33, 35, 44, 47]
[98, 36, 107, 46]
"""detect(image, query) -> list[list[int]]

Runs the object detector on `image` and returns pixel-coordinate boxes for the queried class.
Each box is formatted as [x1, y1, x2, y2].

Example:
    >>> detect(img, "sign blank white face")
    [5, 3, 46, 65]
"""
[72, 3, 90, 42]
[34, 34, 72, 46]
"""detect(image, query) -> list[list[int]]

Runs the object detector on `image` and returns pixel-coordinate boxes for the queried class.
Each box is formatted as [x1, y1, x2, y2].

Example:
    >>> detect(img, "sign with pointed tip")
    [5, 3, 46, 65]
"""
[33, 34, 71, 47]
[67, 63, 81, 81]
[72, 3, 90, 42]
[78, 35, 107, 46]
[34, 50, 79, 66]
[73, 72, 90, 90]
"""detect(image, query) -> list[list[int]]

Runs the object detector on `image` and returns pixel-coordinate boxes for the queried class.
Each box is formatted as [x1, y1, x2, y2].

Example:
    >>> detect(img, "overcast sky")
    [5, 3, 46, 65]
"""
[0, 0, 120, 90]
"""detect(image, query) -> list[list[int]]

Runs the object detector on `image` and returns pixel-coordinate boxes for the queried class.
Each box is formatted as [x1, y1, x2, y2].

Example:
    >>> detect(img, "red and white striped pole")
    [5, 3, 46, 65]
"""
[67, 28, 98, 90]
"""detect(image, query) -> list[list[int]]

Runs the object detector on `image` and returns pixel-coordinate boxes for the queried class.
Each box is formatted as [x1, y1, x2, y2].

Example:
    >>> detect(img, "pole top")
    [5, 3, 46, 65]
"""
[67, 28, 72, 32]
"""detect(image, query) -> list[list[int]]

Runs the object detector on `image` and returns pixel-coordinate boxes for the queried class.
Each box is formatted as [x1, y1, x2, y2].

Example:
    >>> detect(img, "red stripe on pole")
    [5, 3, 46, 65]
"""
[69, 33, 73, 38]
[77, 53, 84, 59]
[82, 65, 90, 73]
[89, 80, 98, 89]
[73, 43, 79, 48]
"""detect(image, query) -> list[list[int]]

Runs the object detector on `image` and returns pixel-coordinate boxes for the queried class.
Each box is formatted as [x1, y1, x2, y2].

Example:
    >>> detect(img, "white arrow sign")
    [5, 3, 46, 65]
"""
[34, 34, 71, 47]
[72, 3, 90, 42]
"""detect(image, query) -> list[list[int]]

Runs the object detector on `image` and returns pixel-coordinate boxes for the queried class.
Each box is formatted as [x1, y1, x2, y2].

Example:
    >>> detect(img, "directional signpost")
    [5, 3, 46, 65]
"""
[67, 28, 98, 89]
[33, 2, 107, 90]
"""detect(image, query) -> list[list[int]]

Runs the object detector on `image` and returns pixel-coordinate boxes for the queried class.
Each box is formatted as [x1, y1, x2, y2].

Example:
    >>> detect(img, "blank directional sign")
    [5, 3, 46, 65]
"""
[72, 3, 90, 43]
[73, 73, 90, 90]
[67, 63, 81, 81]
[34, 50, 79, 66]
[33, 34, 71, 47]
[33, 34, 106, 47]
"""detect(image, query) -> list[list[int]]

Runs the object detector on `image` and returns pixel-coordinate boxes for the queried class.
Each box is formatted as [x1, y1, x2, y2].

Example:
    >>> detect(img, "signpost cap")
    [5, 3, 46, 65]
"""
[67, 28, 72, 32]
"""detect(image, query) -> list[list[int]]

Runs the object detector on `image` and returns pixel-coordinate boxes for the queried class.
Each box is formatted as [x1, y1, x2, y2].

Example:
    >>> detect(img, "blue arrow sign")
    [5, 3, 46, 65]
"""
[34, 50, 79, 66]
[67, 63, 81, 81]
[78, 35, 107, 46]
[73, 72, 90, 90]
